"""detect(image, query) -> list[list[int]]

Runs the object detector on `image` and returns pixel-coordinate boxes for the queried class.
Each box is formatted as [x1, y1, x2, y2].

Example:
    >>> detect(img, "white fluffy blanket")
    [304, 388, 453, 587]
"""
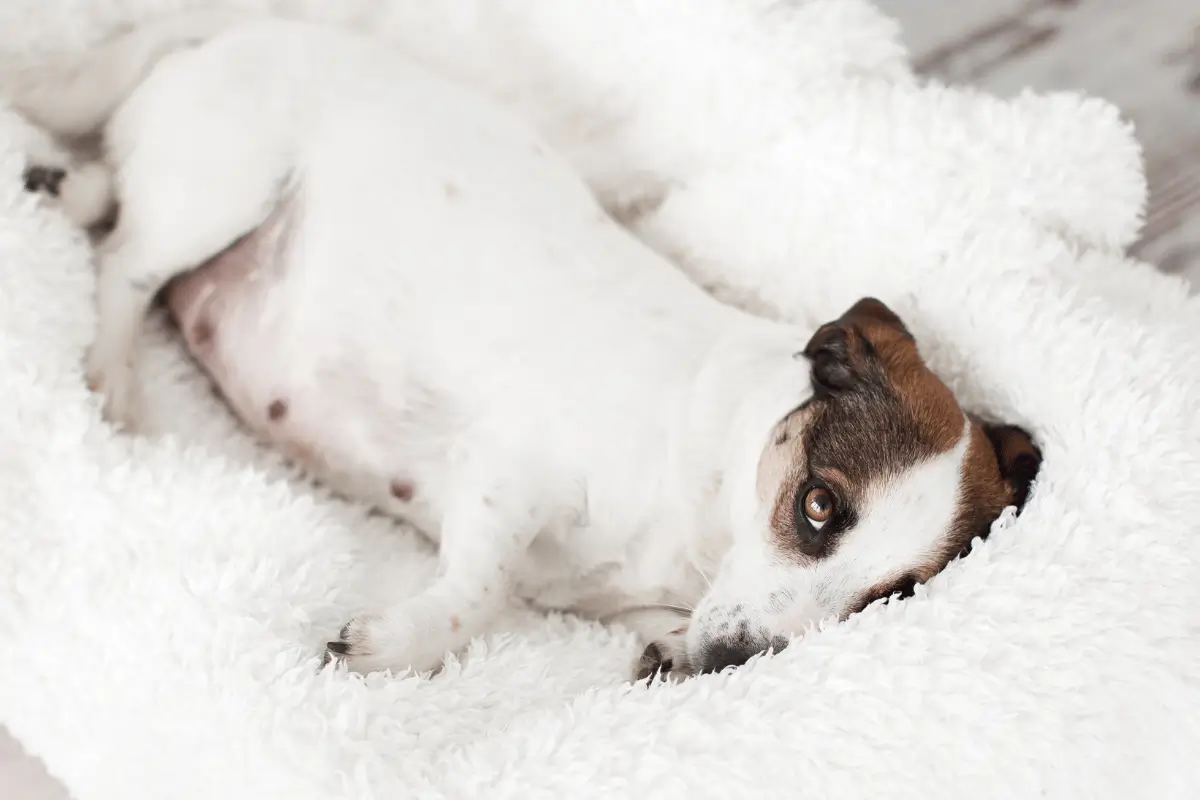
[1, 1, 1198, 798]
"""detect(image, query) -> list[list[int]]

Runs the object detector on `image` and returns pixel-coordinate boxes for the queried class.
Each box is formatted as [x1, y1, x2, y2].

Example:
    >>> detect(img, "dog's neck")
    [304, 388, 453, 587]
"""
[668, 319, 815, 582]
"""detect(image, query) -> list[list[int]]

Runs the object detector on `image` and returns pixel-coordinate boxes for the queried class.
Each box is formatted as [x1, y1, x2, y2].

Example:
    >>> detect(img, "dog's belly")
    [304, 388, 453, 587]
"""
[161, 211, 451, 530]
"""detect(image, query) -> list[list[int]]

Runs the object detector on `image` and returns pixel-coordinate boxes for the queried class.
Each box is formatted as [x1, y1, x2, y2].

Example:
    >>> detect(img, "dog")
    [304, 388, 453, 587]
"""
[11, 13, 1042, 680]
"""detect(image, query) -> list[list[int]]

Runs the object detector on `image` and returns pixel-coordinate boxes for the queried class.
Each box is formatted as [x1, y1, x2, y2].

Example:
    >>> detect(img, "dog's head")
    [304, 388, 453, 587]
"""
[687, 297, 1042, 673]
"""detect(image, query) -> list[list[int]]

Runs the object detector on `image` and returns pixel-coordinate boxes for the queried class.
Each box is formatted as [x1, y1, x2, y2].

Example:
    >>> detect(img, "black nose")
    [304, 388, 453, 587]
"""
[699, 635, 788, 674]
[699, 641, 759, 674]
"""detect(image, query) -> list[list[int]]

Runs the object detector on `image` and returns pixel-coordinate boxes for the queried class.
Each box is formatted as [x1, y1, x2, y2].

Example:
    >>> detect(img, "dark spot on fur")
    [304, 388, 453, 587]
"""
[326, 640, 350, 655]
[390, 479, 415, 502]
[267, 399, 288, 422]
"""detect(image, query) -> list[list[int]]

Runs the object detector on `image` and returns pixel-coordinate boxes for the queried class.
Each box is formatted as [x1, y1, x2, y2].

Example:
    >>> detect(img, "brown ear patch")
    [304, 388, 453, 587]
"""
[950, 422, 1044, 560]
[801, 297, 963, 453]
[982, 424, 1043, 512]
[801, 297, 915, 395]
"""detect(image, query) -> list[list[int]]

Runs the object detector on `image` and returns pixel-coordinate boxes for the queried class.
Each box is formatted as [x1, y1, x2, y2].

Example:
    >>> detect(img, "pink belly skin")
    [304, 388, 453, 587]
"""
[160, 214, 424, 523]
[162, 216, 292, 445]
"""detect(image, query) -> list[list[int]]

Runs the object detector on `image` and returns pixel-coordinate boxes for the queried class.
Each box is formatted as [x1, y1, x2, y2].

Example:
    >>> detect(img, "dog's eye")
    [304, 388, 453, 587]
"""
[800, 486, 835, 530]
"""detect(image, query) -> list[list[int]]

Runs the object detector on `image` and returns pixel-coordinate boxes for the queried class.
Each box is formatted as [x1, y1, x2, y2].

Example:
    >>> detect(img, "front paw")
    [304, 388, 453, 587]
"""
[325, 615, 383, 671]
[635, 642, 674, 682]
[325, 613, 450, 675]
[86, 349, 143, 432]
[634, 640, 690, 684]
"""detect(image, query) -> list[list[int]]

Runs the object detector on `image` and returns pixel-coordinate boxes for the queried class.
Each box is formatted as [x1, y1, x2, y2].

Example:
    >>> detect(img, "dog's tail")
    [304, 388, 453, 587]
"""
[8, 10, 260, 138]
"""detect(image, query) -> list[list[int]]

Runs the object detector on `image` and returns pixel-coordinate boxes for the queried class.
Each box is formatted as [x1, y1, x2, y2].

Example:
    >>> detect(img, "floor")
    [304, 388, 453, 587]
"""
[0, 730, 68, 800]
[875, 0, 1200, 285]
[3, 3, 1198, 799]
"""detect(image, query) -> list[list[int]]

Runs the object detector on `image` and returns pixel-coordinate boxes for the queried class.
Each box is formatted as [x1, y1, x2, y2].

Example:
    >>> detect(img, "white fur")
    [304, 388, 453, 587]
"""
[0, 1, 1194, 799]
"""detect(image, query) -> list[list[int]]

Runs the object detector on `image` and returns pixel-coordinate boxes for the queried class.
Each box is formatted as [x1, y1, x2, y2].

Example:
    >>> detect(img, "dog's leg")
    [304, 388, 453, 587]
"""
[328, 472, 550, 674]
[608, 607, 692, 683]
[83, 142, 287, 430]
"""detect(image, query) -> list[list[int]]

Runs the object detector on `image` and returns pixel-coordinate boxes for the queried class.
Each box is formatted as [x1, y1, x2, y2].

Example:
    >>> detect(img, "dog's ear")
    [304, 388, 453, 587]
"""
[802, 323, 858, 392]
[802, 297, 911, 394]
[982, 423, 1043, 513]
[837, 297, 912, 338]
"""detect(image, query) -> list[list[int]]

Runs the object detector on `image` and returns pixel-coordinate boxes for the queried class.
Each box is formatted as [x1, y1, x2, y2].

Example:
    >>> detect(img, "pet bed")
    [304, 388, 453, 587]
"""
[0, 1, 1197, 798]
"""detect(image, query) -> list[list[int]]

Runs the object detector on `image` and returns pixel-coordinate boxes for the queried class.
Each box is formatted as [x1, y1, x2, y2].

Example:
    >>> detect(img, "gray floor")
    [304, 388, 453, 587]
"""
[875, 0, 1200, 285]
[0, 729, 67, 800]
[4, 3, 1199, 799]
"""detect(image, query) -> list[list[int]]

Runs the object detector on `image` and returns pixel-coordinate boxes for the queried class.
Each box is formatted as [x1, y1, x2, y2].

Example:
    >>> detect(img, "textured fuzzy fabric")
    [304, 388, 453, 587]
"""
[0, 1, 1197, 798]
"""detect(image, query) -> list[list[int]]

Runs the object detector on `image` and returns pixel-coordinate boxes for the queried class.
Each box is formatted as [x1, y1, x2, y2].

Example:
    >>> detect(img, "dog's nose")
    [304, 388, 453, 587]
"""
[699, 635, 788, 674]
[699, 640, 759, 674]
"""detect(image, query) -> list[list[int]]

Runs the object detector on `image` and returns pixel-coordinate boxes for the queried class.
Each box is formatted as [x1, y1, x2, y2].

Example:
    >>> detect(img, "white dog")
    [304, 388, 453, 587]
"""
[12, 13, 1041, 679]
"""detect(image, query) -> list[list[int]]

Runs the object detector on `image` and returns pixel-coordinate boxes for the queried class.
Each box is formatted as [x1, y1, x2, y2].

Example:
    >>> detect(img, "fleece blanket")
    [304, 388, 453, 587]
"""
[1, 1, 1198, 798]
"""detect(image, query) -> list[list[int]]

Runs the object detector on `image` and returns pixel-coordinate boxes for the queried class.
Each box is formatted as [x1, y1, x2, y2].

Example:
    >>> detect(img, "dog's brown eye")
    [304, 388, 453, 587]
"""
[801, 486, 834, 529]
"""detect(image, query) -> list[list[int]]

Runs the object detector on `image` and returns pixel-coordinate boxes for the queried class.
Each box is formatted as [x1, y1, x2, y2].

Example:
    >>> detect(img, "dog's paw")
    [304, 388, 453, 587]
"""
[85, 353, 143, 433]
[325, 613, 450, 675]
[325, 615, 378, 669]
[635, 641, 674, 682]
[633, 638, 690, 684]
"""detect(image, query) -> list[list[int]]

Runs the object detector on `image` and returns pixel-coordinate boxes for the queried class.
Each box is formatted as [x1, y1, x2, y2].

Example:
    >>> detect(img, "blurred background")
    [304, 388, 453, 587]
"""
[876, 0, 1200, 287]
